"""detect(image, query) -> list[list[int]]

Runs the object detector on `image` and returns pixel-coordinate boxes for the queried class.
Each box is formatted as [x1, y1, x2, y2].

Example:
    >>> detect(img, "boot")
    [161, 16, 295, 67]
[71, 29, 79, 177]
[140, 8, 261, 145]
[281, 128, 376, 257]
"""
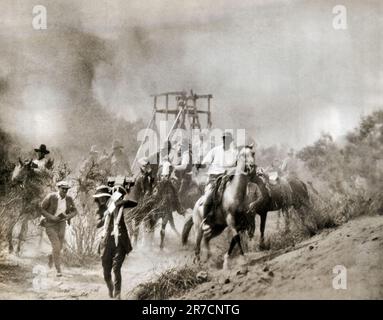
[114, 291, 121, 300]
[106, 280, 114, 298]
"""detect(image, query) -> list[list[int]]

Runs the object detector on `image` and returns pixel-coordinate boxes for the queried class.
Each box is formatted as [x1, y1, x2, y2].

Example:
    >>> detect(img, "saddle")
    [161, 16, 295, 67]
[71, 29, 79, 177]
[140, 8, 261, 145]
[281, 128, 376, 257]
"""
[204, 174, 233, 223]
[213, 174, 233, 206]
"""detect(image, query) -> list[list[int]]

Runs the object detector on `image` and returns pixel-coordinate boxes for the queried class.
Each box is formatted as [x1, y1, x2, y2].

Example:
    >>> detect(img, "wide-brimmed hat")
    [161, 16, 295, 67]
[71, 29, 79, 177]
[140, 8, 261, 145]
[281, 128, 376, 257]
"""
[56, 180, 71, 189]
[111, 185, 138, 208]
[34, 144, 50, 154]
[138, 157, 150, 167]
[92, 185, 111, 198]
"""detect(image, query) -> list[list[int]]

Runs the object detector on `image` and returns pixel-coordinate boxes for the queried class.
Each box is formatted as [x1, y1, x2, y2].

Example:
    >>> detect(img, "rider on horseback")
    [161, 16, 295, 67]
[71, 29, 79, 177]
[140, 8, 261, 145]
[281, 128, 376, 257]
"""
[173, 138, 193, 196]
[32, 144, 53, 172]
[199, 131, 239, 223]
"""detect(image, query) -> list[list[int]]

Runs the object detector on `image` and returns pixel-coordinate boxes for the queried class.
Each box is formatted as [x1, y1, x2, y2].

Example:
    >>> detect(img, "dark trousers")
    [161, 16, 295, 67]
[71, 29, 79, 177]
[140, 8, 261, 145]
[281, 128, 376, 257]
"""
[203, 174, 223, 221]
[101, 236, 126, 297]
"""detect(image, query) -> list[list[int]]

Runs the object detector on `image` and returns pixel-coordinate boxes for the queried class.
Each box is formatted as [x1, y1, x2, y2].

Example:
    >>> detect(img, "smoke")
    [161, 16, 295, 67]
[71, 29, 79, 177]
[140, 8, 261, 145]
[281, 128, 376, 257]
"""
[0, 1, 140, 164]
[0, 0, 382, 165]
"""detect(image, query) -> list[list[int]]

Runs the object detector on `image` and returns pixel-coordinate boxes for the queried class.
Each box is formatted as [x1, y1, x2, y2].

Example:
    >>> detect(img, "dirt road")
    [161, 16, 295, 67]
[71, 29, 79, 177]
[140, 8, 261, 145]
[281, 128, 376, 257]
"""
[0, 214, 191, 300]
[1, 213, 382, 299]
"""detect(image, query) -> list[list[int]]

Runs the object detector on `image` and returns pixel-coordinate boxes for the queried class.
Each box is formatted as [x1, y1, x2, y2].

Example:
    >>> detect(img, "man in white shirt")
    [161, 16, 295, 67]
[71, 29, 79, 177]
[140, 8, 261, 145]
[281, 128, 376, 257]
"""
[201, 132, 238, 186]
[199, 132, 239, 220]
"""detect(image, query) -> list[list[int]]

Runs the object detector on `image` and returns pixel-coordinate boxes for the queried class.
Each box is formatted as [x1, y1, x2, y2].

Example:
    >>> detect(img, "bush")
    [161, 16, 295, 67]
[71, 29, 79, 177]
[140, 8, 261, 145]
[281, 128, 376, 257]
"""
[131, 265, 204, 300]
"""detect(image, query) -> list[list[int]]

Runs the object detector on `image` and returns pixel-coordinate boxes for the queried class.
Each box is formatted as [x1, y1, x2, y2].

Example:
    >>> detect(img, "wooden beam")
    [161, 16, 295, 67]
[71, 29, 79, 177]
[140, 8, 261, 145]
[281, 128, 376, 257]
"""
[150, 91, 186, 97]
[165, 94, 169, 120]
[208, 97, 212, 128]
[155, 109, 179, 114]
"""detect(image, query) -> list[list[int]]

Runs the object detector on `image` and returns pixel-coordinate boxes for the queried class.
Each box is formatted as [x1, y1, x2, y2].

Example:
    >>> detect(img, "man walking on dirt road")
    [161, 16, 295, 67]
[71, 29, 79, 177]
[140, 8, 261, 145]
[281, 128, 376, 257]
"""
[40, 181, 78, 277]
[94, 181, 137, 299]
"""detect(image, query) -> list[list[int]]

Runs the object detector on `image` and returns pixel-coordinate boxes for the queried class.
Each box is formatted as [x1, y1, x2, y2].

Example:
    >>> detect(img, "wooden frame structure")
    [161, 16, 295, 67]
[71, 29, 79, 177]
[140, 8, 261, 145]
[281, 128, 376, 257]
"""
[151, 90, 213, 134]
[131, 89, 213, 171]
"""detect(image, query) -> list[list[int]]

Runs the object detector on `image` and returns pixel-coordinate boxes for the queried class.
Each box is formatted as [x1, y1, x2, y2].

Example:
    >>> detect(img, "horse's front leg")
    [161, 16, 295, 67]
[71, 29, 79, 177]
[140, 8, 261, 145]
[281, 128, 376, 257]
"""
[143, 214, 155, 248]
[203, 234, 212, 261]
[193, 224, 203, 263]
[17, 214, 29, 255]
[7, 223, 15, 253]
[283, 208, 290, 232]
[160, 213, 168, 250]
[168, 211, 180, 238]
[132, 218, 140, 247]
[259, 211, 268, 250]
[223, 230, 237, 270]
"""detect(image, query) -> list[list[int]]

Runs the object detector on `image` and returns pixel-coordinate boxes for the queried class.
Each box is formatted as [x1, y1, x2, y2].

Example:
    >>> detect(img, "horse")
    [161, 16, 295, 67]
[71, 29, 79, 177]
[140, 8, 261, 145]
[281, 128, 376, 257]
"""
[245, 170, 311, 249]
[143, 158, 185, 249]
[125, 164, 155, 246]
[7, 159, 53, 254]
[181, 146, 256, 269]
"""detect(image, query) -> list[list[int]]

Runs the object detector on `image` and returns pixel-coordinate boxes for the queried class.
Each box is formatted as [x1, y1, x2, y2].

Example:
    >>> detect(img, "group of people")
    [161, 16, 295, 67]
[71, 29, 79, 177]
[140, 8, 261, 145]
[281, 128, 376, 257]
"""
[30, 141, 136, 299]
[29, 133, 299, 299]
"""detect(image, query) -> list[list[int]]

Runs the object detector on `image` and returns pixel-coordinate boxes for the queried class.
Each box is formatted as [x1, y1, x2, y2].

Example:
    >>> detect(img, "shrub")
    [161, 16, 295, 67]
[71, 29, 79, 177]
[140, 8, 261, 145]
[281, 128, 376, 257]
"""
[131, 265, 204, 300]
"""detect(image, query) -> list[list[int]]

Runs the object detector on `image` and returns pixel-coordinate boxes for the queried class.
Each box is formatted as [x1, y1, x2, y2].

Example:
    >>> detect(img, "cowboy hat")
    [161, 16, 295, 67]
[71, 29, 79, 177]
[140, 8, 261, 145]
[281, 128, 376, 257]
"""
[34, 144, 50, 154]
[56, 180, 71, 189]
[112, 185, 138, 208]
[138, 157, 150, 167]
[92, 185, 111, 198]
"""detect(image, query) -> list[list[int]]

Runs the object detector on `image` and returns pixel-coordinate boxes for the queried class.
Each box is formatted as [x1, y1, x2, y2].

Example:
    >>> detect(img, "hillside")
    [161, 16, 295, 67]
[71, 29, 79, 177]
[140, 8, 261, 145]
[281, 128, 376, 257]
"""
[178, 215, 383, 300]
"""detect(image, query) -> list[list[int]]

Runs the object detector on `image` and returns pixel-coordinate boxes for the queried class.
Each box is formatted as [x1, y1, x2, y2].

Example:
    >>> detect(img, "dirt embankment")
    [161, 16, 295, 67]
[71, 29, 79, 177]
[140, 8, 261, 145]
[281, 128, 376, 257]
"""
[179, 215, 383, 300]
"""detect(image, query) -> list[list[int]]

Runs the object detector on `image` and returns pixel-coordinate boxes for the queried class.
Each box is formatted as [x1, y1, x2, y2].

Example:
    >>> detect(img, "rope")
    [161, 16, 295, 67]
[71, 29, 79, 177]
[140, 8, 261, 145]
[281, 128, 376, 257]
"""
[131, 109, 156, 172]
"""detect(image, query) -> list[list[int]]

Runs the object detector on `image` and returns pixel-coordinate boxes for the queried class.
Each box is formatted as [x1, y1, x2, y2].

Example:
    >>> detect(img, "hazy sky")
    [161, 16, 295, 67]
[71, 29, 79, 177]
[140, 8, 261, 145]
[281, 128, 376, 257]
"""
[0, 0, 382, 151]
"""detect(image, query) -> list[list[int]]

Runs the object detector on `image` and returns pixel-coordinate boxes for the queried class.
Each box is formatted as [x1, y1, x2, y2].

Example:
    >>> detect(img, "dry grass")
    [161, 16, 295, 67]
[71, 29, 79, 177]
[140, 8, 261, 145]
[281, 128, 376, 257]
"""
[131, 265, 205, 300]
[61, 197, 100, 267]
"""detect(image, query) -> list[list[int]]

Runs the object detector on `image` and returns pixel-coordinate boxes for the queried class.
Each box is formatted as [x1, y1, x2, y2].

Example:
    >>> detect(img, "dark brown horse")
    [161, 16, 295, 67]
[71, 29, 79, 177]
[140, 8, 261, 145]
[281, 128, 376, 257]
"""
[125, 166, 154, 246]
[245, 171, 311, 249]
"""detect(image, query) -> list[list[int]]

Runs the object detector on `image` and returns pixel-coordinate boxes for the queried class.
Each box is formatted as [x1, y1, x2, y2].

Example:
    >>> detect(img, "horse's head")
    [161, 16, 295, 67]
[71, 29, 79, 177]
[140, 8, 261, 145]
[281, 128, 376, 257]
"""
[11, 158, 36, 184]
[158, 157, 174, 181]
[139, 162, 153, 178]
[237, 146, 256, 175]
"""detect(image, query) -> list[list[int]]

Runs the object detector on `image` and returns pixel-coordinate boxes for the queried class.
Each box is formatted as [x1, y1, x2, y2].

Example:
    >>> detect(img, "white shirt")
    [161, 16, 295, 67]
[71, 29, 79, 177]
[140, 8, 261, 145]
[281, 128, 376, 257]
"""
[202, 144, 238, 175]
[56, 194, 67, 216]
[33, 158, 48, 172]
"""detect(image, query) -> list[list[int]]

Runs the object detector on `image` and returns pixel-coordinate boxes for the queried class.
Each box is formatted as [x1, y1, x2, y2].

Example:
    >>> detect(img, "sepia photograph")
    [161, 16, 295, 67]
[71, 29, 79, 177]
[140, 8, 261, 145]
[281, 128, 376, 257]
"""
[0, 0, 382, 305]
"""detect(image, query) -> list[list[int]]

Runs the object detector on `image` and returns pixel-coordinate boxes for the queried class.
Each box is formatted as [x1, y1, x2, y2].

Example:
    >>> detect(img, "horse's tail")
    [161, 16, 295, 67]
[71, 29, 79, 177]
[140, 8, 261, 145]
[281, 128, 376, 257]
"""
[181, 215, 194, 246]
